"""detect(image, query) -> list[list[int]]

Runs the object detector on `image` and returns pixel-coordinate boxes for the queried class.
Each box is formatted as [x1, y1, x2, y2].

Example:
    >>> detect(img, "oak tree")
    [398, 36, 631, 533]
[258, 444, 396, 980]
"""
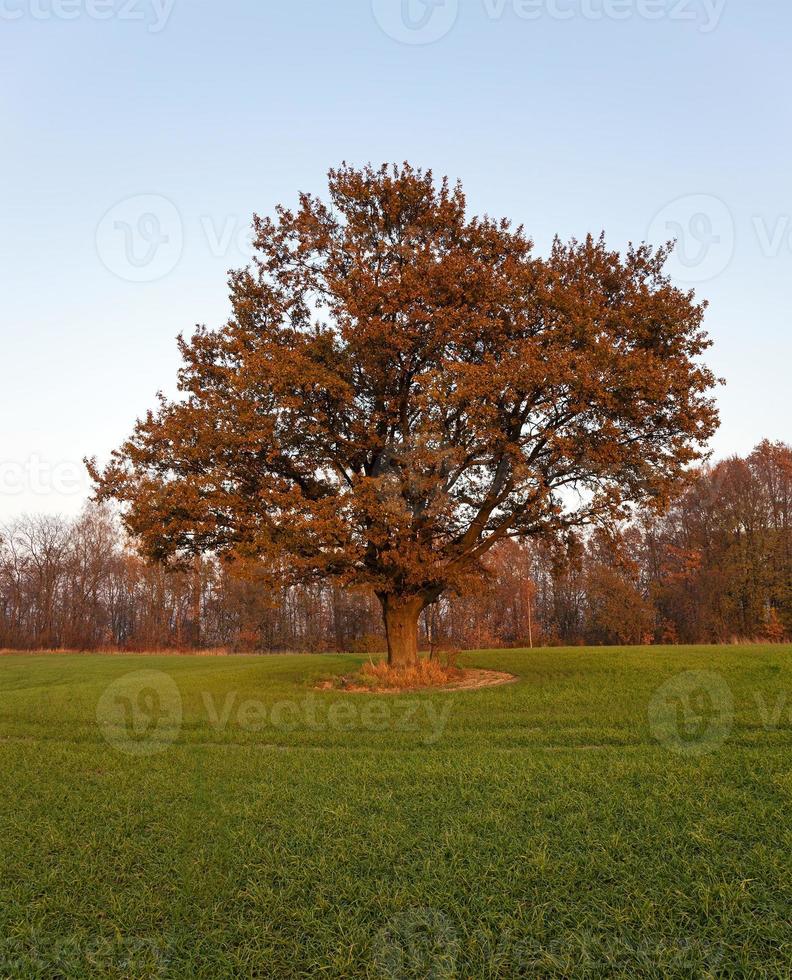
[89, 163, 719, 666]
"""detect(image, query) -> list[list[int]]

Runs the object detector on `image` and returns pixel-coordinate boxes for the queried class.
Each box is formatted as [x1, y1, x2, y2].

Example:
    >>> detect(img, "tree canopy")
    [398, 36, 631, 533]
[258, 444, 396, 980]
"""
[89, 162, 719, 666]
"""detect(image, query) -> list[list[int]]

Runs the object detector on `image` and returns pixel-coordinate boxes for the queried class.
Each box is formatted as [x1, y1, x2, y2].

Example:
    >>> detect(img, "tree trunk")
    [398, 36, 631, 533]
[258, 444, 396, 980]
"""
[379, 594, 424, 668]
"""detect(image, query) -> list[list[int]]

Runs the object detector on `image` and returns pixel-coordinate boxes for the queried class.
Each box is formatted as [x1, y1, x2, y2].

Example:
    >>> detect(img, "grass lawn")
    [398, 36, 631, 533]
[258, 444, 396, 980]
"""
[2, 646, 792, 978]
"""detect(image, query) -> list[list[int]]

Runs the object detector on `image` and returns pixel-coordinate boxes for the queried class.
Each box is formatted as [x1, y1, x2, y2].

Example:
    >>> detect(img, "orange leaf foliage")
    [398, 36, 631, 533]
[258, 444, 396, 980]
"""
[88, 162, 719, 647]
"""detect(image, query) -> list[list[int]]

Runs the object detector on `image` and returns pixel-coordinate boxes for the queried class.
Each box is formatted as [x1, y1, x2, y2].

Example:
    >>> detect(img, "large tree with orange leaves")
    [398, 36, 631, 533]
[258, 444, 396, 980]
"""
[89, 163, 718, 666]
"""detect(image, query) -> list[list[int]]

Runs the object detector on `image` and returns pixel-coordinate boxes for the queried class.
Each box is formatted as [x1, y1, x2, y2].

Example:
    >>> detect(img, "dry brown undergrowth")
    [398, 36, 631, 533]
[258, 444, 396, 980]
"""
[317, 660, 518, 694]
[361, 658, 463, 690]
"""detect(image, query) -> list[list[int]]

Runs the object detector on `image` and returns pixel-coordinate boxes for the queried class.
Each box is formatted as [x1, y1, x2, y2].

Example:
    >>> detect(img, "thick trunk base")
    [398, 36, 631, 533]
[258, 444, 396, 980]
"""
[380, 595, 423, 669]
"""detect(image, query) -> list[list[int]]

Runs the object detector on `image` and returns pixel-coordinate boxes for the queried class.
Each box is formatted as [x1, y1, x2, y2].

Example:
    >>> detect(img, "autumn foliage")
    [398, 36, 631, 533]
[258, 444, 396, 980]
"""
[2, 442, 790, 655]
[88, 163, 718, 666]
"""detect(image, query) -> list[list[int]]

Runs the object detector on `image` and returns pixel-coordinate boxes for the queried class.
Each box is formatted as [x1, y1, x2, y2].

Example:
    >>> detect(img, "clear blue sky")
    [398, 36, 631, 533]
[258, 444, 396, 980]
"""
[2, 0, 790, 518]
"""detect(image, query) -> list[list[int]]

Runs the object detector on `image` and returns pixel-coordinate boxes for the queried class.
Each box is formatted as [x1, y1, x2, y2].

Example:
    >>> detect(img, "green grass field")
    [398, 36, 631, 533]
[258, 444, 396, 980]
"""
[2, 646, 792, 978]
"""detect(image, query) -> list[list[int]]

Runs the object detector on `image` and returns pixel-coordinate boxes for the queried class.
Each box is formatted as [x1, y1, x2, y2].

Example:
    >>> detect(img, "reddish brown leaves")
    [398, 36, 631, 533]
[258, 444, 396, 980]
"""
[90, 162, 719, 620]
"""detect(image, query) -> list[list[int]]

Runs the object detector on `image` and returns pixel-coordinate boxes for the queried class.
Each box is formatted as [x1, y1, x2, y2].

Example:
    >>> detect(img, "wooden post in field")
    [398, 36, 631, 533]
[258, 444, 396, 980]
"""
[192, 555, 202, 649]
[526, 576, 534, 649]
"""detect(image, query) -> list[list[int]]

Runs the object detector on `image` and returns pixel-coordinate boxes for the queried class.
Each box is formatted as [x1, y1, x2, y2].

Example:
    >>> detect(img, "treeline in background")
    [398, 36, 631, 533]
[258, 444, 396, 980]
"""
[1, 441, 790, 652]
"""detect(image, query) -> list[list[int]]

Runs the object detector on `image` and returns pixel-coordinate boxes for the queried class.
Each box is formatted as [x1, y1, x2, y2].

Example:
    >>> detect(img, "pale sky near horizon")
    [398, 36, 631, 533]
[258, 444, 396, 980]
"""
[2, 0, 790, 520]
